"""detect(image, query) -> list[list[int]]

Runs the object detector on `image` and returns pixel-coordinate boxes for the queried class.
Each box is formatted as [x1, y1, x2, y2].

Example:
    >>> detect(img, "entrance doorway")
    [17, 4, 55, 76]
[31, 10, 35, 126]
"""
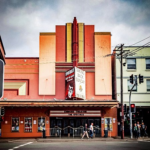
[50, 117, 101, 137]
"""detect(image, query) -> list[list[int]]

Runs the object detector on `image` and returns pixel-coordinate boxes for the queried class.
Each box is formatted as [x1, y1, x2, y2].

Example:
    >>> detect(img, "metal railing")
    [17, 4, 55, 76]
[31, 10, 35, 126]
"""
[49, 126, 101, 138]
[73, 126, 84, 137]
[50, 126, 62, 137]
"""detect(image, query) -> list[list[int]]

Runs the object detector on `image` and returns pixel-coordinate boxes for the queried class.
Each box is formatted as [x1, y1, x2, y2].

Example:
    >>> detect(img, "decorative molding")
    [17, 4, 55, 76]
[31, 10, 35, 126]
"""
[4, 82, 26, 95]
[94, 32, 111, 35]
[40, 32, 55, 35]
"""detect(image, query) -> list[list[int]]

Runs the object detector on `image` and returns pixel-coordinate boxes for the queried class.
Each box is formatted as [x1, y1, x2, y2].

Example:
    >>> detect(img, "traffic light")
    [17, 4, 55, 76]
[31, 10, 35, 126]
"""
[124, 104, 127, 113]
[130, 74, 133, 84]
[1, 107, 5, 116]
[132, 114, 136, 119]
[0, 59, 4, 98]
[131, 104, 136, 113]
[139, 74, 144, 84]
[0, 116, 4, 122]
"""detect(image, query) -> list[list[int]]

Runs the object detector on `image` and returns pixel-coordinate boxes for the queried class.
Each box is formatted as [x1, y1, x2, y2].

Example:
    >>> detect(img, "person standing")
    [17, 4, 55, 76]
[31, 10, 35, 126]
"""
[137, 124, 141, 138]
[133, 123, 137, 138]
[89, 123, 94, 139]
[81, 123, 89, 139]
[141, 122, 145, 137]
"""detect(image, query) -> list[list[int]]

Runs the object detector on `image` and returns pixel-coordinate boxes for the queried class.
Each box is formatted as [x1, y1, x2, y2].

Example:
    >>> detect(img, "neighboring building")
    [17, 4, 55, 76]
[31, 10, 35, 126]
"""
[0, 17, 118, 138]
[0, 36, 6, 63]
[0, 36, 6, 137]
[115, 46, 150, 135]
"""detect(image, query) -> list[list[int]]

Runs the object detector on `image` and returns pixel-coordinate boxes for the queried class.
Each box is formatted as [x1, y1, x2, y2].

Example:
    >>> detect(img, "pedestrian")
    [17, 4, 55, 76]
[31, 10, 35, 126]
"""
[137, 125, 141, 138]
[89, 123, 94, 139]
[81, 123, 89, 139]
[133, 123, 137, 138]
[141, 122, 145, 137]
[144, 125, 148, 137]
[137, 121, 140, 128]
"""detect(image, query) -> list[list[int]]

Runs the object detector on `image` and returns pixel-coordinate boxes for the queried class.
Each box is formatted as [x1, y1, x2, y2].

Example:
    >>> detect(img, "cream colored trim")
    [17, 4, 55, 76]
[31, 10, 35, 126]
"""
[4, 82, 26, 95]
[78, 23, 84, 62]
[66, 23, 72, 62]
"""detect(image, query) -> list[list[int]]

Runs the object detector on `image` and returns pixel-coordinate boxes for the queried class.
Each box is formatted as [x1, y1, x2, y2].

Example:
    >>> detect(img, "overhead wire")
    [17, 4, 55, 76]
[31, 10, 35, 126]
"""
[122, 42, 150, 57]
[128, 35, 150, 46]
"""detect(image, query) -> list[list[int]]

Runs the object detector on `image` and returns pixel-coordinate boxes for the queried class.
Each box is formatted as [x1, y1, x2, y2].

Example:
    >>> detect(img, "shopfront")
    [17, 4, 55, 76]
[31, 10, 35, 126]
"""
[50, 110, 101, 137]
[50, 117, 101, 137]
[0, 101, 118, 138]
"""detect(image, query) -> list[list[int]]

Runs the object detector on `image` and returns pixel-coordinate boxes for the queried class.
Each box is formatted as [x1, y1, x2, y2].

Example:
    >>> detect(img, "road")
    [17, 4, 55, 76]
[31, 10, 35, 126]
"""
[0, 140, 150, 150]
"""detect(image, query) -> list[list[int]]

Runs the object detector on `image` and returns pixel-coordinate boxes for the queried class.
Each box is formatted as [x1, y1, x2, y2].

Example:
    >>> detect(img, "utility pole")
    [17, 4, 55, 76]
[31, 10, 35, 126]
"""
[114, 44, 129, 139]
[120, 44, 124, 139]
[105, 44, 130, 139]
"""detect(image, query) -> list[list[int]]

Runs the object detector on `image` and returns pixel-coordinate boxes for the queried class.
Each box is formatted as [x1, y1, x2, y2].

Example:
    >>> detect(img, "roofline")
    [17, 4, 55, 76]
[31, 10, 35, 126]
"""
[0, 36, 6, 55]
[40, 32, 55, 35]
[94, 32, 111, 35]
[122, 46, 150, 48]
[5, 57, 39, 59]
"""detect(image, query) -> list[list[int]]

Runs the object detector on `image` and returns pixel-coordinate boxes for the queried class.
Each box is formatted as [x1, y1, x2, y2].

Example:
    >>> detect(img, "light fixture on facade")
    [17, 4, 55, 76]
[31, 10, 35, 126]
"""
[3, 98, 7, 101]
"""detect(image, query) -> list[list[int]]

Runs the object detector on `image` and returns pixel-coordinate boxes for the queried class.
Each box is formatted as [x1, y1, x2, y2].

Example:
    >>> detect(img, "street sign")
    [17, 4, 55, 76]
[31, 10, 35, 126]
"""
[0, 59, 4, 98]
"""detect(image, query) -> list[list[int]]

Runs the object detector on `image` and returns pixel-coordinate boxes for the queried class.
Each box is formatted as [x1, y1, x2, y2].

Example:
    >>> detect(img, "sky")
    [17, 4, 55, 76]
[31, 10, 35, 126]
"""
[0, 0, 150, 57]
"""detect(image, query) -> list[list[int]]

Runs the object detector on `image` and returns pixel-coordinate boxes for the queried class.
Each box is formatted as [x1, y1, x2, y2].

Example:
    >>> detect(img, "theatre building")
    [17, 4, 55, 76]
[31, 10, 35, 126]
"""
[0, 17, 118, 138]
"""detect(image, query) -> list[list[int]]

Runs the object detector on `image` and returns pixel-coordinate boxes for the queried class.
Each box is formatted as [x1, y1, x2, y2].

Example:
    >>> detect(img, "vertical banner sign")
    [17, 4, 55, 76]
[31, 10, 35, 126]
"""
[65, 68, 75, 99]
[0, 59, 4, 98]
[75, 67, 85, 99]
[65, 67, 85, 100]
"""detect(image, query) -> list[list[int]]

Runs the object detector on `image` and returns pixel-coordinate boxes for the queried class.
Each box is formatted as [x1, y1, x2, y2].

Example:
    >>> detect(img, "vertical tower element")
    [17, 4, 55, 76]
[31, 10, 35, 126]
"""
[66, 23, 72, 62]
[39, 33, 56, 95]
[78, 23, 84, 62]
[72, 17, 78, 67]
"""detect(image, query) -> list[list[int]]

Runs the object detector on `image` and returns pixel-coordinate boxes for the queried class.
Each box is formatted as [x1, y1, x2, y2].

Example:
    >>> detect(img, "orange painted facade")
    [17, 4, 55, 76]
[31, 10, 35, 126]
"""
[0, 17, 118, 138]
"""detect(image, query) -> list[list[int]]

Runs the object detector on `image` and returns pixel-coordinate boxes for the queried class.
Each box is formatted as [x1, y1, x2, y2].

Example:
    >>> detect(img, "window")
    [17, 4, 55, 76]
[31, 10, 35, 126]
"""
[127, 58, 136, 69]
[12, 118, 19, 132]
[147, 80, 150, 91]
[127, 80, 137, 91]
[24, 117, 32, 132]
[146, 58, 150, 69]
[38, 117, 45, 132]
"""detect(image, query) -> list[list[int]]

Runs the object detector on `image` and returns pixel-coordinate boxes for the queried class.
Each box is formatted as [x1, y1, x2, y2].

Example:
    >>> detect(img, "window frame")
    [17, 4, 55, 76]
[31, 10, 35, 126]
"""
[147, 79, 150, 92]
[127, 58, 136, 69]
[146, 58, 150, 69]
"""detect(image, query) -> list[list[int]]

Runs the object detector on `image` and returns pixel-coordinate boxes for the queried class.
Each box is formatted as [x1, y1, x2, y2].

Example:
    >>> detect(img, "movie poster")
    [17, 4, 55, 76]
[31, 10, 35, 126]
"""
[65, 67, 86, 100]
[65, 68, 75, 100]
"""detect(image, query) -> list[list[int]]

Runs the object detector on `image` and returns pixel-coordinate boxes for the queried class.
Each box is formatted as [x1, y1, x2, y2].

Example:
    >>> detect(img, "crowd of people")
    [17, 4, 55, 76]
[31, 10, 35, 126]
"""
[133, 122, 148, 138]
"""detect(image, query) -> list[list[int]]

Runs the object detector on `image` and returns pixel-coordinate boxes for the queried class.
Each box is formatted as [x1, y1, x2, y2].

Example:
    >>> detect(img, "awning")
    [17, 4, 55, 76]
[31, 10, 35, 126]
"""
[0, 100, 118, 108]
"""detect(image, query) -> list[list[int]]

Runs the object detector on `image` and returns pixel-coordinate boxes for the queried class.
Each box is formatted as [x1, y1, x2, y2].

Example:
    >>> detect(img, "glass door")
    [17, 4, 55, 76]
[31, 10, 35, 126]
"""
[94, 119, 101, 137]
[63, 119, 68, 136]
[69, 119, 74, 135]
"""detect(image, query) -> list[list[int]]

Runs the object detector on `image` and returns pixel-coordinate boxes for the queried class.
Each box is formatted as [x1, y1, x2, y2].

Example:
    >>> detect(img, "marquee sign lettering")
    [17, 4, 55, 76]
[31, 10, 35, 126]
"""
[50, 110, 101, 117]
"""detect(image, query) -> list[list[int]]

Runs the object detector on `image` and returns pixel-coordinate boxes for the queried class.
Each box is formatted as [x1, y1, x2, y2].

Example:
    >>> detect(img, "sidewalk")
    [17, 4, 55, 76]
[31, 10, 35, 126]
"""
[0, 136, 150, 143]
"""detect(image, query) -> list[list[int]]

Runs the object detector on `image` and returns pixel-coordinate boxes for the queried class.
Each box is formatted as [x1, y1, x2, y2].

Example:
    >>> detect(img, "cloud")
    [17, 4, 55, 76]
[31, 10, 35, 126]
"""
[0, 0, 150, 57]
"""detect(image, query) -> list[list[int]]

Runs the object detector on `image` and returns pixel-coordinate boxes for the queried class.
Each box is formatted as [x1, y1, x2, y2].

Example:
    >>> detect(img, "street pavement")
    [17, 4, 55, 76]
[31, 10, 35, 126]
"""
[0, 138, 150, 150]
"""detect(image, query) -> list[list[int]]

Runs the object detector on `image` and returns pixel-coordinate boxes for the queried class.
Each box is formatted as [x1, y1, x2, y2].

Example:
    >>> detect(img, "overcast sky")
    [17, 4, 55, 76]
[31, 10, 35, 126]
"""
[0, 0, 150, 57]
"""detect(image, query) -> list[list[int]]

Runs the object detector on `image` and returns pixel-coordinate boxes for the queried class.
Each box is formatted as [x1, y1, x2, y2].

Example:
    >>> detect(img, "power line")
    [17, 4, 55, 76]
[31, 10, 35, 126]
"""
[123, 42, 150, 57]
[129, 36, 150, 46]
